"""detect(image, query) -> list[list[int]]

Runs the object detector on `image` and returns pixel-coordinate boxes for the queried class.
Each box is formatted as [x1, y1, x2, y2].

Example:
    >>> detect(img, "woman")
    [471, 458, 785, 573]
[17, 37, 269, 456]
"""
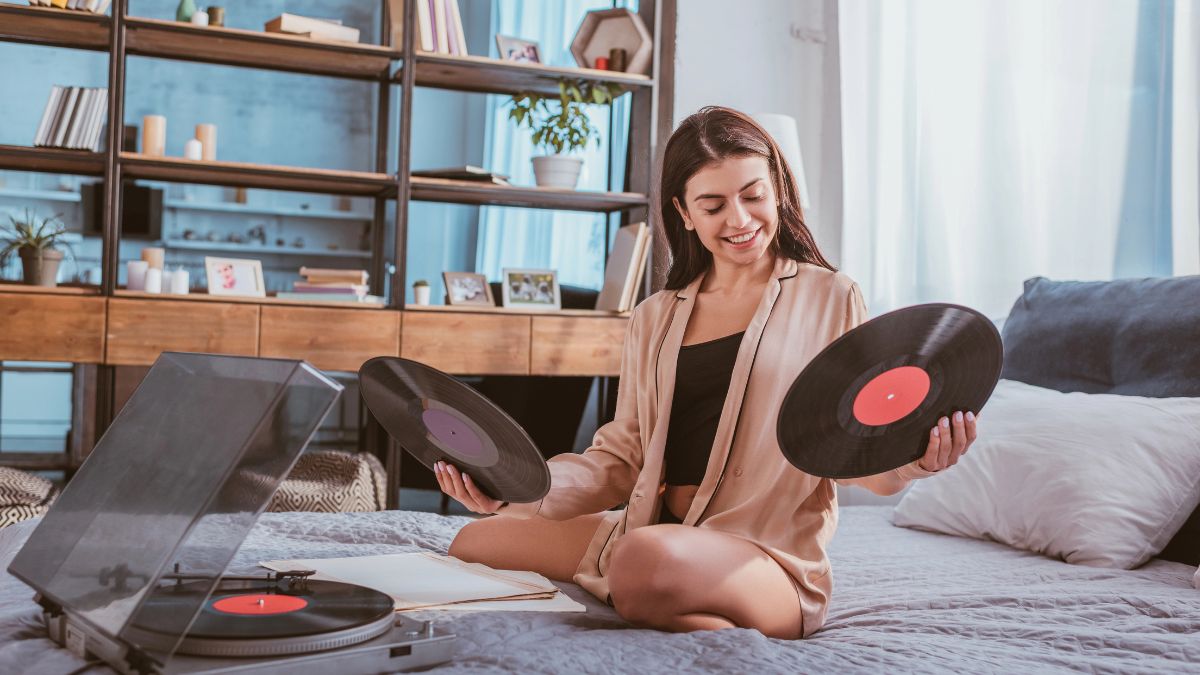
[439, 106, 978, 639]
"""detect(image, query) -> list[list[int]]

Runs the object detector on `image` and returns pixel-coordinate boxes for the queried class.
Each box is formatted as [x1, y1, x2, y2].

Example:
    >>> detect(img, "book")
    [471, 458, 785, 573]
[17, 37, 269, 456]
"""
[448, 0, 467, 56]
[292, 282, 369, 296]
[51, 87, 79, 148]
[264, 13, 360, 44]
[34, 86, 62, 147]
[411, 165, 509, 184]
[433, 0, 449, 54]
[386, 0, 404, 47]
[624, 225, 651, 311]
[275, 292, 384, 304]
[595, 222, 648, 312]
[415, 0, 434, 51]
[299, 266, 369, 285]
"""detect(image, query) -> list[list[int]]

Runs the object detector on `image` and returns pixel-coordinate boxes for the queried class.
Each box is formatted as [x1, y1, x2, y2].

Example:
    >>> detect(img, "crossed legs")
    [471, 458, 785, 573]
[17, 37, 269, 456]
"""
[449, 515, 803, 639]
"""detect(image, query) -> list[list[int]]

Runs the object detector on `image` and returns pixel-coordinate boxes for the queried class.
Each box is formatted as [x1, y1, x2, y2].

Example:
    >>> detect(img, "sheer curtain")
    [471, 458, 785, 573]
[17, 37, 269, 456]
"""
[839, 0, 1181, 319]
[476, 0, 632, 290]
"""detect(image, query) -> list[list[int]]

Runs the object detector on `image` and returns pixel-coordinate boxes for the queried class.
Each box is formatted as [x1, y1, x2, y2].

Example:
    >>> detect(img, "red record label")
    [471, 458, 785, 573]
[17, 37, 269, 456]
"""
[211, 593, 308, 616]
[852, 366, 931, 426]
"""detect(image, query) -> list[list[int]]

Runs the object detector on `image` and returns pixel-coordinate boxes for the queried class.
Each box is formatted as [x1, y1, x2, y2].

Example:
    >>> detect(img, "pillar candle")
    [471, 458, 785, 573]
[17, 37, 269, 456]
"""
[142, 115, 166, 157]
[141, 247, 165, 269]
[143, 268, 163, 294]
[127, 260, 148, 291]
[184, 138, 203, 160]
[170, 268, 190, 294]
[195, 123, 217, 161]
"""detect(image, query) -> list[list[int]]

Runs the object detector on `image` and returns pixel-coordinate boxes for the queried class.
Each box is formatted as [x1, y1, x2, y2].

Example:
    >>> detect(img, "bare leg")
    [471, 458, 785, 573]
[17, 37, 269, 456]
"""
[607, 525, 804, 639]
[448, 512, 608, 583]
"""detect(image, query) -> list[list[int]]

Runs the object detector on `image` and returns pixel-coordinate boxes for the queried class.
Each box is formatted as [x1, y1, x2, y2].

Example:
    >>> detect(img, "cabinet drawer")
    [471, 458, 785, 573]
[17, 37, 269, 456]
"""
[260, 305, 399, 373]
[0, 293, 106, 363]
[106, 298, 259, 366]
[401, 311, 530, 375]
[531, 315, 626, 376]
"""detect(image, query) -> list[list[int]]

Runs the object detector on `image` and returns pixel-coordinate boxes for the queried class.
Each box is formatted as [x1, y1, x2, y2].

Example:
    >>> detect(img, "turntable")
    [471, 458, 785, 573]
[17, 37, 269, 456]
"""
[7, 353, 454, 674]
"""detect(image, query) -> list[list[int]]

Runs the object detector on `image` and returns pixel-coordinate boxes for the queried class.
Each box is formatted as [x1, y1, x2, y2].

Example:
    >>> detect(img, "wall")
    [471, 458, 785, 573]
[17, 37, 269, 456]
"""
[672, 0, 843, 265]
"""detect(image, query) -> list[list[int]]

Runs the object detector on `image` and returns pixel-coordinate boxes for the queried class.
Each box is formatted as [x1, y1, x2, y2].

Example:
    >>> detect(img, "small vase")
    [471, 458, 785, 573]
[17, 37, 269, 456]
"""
[413, 285, 431, 305]
[19, 248, 63, 287]
[176, 0, 196, 22]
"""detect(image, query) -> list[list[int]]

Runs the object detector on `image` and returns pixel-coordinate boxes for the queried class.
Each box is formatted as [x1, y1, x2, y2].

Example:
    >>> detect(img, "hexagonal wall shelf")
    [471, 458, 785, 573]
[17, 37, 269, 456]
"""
[570, 8, 653, 76]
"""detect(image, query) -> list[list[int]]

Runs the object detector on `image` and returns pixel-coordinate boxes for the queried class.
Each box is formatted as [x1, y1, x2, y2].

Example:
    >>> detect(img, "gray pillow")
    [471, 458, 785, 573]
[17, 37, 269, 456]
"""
[1000, 275, 1200, 565]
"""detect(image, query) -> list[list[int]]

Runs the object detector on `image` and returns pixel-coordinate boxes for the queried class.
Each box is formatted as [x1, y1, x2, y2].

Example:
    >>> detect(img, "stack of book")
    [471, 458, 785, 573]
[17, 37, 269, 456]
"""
[411, 165, 510, 186]
[34, 86, 109, 151]
[26, 0, 112, 12]
[277, 267, 383, 304]
[264, 13, 361, 44]
[413, 0, 468, 55]
[595, 222, 651, 313]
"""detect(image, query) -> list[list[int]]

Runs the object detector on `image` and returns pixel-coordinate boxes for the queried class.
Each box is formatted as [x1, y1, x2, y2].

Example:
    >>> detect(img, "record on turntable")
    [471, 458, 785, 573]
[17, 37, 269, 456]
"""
[359, 357, 550, 504]
[776, 303, 1003, 479]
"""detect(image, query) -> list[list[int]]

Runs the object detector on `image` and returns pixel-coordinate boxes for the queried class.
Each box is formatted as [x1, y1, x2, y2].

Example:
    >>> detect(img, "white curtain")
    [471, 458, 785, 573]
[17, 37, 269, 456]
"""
[839, 0, 1178, 319]
[1173, 0, 1200, 275]
[476, 0, 631, 290]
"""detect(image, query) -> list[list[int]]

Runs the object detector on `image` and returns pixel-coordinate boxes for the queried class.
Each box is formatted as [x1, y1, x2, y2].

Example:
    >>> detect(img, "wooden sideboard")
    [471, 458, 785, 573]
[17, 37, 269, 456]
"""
[0, 287, 626, 376]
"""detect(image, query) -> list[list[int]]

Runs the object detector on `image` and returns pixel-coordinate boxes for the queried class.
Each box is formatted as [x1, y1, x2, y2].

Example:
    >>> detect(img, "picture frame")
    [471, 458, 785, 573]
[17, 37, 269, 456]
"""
[495, 34, 541, 64]
[204, 256, 266, 297]
[443, 271, 495, 306]
[501, 268, 560, 311]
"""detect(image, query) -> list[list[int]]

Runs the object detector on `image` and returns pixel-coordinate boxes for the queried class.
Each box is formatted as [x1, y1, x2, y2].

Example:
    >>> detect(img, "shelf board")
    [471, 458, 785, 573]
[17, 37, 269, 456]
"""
[0, 187, 82, 203]
[114, 289, 386, 310]
[404, 304, 630, 318]
[120, 153, 397, 197]
[162, 239, 371, 258]
[0, 282, 100, 296]
[0, 145, 105, 177]
[163, 198, 371, 221]
[409, 176, 647, 212]
[407, 52, 652, 97]
[124, 17, 399, 80]
[0, 3, 110, 52]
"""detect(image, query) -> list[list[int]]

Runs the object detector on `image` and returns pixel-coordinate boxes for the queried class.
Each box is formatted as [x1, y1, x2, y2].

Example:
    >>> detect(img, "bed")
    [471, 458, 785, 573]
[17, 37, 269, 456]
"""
[3, 275, 1199, 673]
[1, 506, 1196, 674]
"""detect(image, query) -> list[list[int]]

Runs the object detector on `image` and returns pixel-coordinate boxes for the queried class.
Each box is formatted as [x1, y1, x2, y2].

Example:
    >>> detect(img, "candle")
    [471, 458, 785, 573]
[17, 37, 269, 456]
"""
[191, 9, 209, 26]
[184, 138, 203, 160]
[141, 247, 165, 269]
[127, 260, 149, 291]
[142, 115, 166, 157]
[143, 268, 163, 294]
[195, 123, 217, 161]
[170, 268, 190, 294]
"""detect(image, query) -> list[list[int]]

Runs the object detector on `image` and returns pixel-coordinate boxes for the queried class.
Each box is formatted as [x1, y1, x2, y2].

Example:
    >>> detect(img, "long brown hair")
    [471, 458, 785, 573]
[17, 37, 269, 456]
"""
[658, 106, 835, 290]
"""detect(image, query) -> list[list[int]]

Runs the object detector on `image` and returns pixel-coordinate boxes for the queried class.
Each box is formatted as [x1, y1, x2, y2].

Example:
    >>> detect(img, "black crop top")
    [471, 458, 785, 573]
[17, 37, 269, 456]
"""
[663, 331, 745, 486]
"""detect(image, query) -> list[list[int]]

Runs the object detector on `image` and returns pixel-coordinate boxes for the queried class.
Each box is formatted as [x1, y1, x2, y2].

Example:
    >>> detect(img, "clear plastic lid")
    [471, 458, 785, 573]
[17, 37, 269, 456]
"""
[8, 352, 342, 660]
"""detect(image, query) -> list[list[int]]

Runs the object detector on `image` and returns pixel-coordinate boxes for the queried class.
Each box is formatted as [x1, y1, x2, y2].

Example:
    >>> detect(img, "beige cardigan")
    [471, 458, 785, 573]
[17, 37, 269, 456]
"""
[498, 256, 935, 637]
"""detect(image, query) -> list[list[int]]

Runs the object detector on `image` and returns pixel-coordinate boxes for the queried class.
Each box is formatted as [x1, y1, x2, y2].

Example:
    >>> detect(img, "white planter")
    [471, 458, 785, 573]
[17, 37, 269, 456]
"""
[413, 285, 431, 305]
[532, 154, 584, 189]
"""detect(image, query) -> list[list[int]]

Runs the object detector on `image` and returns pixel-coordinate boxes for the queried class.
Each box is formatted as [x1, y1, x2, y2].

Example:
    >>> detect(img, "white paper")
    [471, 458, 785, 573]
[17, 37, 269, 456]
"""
[260, 552, 574, 611]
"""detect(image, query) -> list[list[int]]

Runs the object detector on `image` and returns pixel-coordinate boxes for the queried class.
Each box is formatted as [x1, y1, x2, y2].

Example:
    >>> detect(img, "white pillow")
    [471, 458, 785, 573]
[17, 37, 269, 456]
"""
[893, 379, 1200, 569]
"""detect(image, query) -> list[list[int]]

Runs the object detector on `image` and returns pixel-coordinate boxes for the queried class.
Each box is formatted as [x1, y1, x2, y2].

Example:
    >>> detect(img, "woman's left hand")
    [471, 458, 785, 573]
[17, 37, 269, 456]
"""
[917, 410, 978, 472]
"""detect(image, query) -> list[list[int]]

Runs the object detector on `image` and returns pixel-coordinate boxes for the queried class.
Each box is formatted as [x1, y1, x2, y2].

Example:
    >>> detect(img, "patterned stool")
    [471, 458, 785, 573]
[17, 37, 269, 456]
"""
[0, 466, 57, 528]
[269, 450, 387, 513]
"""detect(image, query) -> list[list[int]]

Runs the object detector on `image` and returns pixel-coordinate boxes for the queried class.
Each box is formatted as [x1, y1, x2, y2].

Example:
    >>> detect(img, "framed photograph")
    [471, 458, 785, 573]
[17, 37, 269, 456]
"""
[502, 268, 560, 311]
[443, 271, 494, 306]
[495, 34, 541, 64]
[205, 256, 266, 297]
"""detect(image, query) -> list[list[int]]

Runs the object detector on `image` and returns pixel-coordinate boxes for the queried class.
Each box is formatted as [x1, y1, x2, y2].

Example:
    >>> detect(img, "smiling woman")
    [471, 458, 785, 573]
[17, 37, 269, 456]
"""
[441, 106, 978, 640]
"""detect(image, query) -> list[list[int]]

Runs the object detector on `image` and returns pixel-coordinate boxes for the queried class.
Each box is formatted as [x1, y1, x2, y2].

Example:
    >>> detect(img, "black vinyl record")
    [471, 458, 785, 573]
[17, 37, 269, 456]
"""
[135, 579, 394, 640]
[359, 357, 551, 504]
[777, 303, 1003, 479]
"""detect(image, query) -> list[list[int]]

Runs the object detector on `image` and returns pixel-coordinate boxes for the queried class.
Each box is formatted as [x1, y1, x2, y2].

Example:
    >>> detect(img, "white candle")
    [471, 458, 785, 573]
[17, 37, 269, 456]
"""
[143, 267, 163, 294]
[170, 268, 190, 294]
[191, 10, 209, 26]
[127, 260, 148, 291]
[184, 138, 203, 161]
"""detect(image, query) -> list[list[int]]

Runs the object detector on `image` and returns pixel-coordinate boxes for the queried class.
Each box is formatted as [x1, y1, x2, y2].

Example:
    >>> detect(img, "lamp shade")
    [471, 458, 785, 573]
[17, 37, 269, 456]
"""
[752, 113, 811, 210]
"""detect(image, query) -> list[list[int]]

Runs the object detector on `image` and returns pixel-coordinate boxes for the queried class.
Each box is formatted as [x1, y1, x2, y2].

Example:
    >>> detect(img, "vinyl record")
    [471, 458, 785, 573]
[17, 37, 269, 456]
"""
[777, 303, 1002, 479]
[359, 357, 550, 504]
[134, 578, 394, 640]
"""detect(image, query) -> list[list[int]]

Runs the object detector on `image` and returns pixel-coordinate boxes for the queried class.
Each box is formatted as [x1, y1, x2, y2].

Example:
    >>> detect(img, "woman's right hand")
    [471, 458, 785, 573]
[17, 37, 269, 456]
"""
[434, 461, 505, 515]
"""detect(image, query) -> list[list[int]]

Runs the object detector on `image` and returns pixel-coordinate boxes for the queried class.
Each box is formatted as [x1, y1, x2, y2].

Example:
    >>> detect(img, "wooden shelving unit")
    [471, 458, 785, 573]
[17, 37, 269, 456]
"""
[0, 0, 674, 372]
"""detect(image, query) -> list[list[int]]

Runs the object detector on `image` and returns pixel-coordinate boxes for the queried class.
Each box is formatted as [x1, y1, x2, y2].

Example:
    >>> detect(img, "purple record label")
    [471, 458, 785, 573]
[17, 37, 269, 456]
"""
[421, 401, 499, 466]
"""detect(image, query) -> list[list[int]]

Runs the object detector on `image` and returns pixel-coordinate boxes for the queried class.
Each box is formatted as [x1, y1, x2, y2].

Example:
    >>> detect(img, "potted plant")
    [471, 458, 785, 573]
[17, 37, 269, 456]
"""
[508, 79, 621, 189]
[412, 278, 431, 305]
[0, 209, 75, 288]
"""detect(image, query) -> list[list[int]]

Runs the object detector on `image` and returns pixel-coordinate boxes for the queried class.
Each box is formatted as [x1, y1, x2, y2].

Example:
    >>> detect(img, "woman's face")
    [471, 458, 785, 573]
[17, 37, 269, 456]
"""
[672, 155, 778, 267]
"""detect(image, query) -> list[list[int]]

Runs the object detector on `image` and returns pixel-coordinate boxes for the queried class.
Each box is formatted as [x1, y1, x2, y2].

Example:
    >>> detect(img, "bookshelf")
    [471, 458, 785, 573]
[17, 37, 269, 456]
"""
[0, 0, 676, 372]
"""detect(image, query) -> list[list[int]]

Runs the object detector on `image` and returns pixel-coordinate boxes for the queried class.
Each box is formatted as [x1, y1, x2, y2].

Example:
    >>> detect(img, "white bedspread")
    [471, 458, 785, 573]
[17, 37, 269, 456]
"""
[2, 506, 1196, 674]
